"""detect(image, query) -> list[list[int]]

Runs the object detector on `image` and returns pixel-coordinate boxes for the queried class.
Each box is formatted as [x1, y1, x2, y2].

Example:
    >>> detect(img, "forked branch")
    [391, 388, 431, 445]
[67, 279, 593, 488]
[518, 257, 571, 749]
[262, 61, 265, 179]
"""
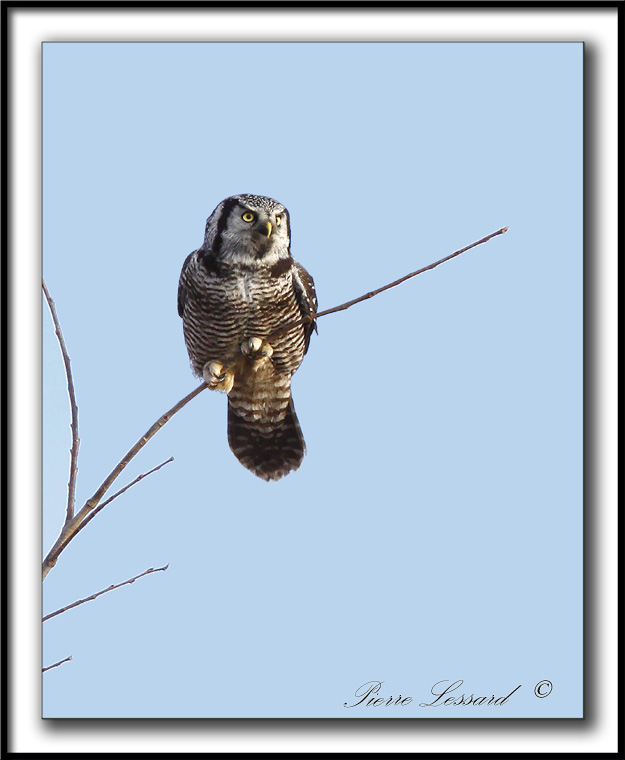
[42, 399, 190, 580]
[42, 226, 507, 579]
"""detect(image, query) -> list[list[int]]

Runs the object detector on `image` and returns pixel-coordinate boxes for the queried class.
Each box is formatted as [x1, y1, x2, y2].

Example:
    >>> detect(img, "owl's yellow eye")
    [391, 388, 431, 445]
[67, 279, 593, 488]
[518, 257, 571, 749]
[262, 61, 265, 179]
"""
[242, 212, 255, 223]
[275, 215, 282, 226]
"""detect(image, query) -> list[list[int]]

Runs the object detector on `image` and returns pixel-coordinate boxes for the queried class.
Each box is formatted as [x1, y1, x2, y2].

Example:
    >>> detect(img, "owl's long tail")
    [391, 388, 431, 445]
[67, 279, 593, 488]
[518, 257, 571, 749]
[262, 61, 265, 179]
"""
[227, 395, 306, 482]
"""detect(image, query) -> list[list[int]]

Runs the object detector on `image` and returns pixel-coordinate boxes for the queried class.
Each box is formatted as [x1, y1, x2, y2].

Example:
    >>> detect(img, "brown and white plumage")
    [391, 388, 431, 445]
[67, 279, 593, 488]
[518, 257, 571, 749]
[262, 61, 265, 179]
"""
[178, 194, 317, 481]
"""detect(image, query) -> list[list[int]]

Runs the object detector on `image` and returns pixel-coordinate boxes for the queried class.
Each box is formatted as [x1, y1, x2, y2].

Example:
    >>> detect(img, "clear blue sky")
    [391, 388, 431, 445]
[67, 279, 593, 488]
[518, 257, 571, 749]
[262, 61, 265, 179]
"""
[42, 42, 582, 718]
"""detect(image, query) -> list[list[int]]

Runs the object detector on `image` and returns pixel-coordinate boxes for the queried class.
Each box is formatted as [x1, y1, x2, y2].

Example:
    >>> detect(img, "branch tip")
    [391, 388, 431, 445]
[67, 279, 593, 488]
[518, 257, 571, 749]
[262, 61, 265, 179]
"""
[42, 280, 80, 524]
[269, 224, 509, 341]
[43, 564, 171, 622]
[42, 655, 73, 673]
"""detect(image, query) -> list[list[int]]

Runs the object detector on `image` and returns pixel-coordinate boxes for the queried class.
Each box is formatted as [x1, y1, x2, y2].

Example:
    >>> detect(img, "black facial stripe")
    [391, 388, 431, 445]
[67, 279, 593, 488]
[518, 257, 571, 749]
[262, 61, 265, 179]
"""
[200, 251, 221, 275]
[212, 197, 240, 256]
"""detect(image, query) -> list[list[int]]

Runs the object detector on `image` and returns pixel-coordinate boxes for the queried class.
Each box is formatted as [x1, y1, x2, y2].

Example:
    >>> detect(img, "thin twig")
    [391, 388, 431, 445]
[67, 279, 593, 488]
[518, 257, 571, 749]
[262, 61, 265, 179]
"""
[42, 280, 80, 522]
[42, 655, 72, 673]
[43, 565, 170, 622]
[78, 457, 174, 533]
[42, 383, 206, 580]
[268, 226, 509, 341]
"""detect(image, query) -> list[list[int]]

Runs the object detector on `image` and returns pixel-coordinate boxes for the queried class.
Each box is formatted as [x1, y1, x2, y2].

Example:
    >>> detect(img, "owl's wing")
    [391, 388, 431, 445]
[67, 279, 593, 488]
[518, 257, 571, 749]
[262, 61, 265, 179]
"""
[292, 261, 318, 354]
[177, 251, 196, 317]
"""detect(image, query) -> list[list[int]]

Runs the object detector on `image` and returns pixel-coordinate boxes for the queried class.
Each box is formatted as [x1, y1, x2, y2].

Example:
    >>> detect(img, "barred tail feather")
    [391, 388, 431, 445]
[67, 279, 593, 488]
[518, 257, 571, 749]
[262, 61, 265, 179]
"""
[227, 397, 306, 481]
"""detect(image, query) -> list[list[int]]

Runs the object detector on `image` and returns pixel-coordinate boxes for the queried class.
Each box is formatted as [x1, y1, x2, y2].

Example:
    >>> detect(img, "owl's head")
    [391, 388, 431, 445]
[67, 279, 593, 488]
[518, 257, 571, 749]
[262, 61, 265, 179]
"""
[203, 194, 291, 266]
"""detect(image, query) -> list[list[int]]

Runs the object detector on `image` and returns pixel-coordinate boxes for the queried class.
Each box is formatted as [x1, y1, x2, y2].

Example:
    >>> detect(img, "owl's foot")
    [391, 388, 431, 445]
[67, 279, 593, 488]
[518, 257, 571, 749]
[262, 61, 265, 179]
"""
[203, 360, 235, 393]
[241, 337, 274, 361]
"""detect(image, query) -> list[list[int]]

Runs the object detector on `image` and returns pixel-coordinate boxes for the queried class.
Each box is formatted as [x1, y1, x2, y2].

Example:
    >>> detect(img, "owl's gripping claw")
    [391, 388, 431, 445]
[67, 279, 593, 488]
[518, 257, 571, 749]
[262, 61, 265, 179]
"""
[203, 360, 235, 393]
[241, 336, 274, 361]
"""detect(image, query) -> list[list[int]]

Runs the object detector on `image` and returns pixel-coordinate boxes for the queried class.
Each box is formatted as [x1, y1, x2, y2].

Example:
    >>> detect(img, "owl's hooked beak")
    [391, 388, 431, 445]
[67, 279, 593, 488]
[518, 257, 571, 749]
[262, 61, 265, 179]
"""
[263, 221, 273, 237]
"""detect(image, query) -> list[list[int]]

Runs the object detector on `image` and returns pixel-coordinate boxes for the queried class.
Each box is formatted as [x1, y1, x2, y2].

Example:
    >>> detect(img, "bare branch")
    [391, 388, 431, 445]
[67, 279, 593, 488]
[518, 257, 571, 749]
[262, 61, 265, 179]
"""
[43, 565, 170, 622]
[42, 383, 206, 580]
[78, 457, 174, 533]
[42, 655, 73, 673]
[268, 226, 509, 341]
[42, 226, 509, 580]
[42, 280, 80, 522]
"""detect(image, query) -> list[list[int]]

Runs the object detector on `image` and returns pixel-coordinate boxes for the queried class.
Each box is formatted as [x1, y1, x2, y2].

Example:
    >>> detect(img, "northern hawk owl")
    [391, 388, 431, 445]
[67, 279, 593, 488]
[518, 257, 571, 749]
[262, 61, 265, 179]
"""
[178, 194, 317, 481]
